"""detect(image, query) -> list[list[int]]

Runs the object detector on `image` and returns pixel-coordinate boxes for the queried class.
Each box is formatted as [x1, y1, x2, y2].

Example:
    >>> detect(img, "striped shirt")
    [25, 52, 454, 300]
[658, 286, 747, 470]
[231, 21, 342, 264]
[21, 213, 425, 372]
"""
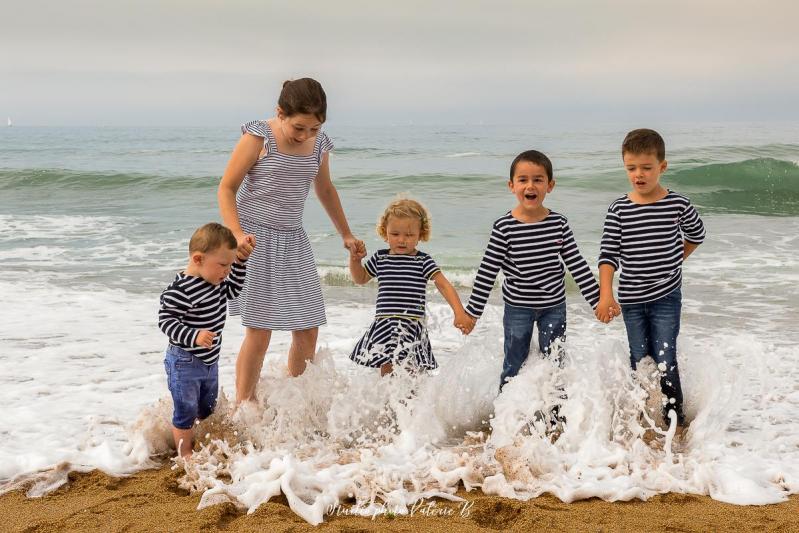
[158, 262, 247, 365]
[466, 211, 600, 317]
[365, 249, 440, 318]
[236, 120, 333, 230]
[598, 191, 706, 304]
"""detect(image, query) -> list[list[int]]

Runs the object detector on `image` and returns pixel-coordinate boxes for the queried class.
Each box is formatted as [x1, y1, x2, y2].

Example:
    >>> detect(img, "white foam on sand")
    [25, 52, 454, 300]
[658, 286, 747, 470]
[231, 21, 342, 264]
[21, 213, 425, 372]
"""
[1, 280, 797, 524]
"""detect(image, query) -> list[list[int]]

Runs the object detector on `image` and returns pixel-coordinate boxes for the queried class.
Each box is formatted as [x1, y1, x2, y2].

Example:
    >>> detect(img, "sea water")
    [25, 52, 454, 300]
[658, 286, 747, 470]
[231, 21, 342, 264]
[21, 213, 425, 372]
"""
[1, 122, 797, 523]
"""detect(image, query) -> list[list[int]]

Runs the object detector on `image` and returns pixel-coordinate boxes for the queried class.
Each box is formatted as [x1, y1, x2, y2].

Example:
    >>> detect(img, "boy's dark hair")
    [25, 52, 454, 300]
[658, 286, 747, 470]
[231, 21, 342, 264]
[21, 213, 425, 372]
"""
[189, 223, 237, 254]
[278, 78, 327, 123]
[510, 150, 553, 182]
[622, 129, 665, 160]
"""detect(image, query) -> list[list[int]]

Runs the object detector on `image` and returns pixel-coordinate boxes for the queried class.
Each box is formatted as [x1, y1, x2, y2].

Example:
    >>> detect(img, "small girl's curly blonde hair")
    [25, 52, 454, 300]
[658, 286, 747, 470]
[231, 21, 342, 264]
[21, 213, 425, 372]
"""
[376, 198, 431, 242]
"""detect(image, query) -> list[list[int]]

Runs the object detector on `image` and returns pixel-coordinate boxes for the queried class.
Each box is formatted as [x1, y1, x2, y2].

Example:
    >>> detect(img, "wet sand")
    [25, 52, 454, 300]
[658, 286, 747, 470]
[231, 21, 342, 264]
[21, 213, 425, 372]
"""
[3, 465, 797, 532]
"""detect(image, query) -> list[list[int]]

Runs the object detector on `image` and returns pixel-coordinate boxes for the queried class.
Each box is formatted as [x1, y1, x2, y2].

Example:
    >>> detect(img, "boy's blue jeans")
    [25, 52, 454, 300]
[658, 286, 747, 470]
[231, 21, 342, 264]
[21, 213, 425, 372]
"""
[620, 287, 685, 425]
[164, 345, 218, 430]
[501, 302, 567, 390]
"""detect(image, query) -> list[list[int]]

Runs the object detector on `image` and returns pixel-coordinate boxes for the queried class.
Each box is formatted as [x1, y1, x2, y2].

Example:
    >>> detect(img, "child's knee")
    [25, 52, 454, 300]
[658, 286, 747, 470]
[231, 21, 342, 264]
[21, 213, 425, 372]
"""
[172, 398, 199, 430]
[292, 327, 319, 346]
[245, 327, 271, 348]
[167, 370, 204, 430]
[197, 389, 218, 420]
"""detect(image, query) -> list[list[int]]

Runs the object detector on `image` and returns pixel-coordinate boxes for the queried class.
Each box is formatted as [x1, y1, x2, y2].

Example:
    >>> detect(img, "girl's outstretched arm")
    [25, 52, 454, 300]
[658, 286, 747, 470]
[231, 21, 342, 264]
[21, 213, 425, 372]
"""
[349, 244, 371, 285]
[432, 272, 474, 334]
[314, 153, 363, 254]
[218, 133, 262, 245]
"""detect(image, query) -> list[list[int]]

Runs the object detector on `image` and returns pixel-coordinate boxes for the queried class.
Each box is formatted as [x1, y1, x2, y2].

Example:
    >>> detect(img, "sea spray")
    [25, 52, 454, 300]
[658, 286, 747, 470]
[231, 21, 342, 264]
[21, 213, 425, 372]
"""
[109, 311, 794, 524]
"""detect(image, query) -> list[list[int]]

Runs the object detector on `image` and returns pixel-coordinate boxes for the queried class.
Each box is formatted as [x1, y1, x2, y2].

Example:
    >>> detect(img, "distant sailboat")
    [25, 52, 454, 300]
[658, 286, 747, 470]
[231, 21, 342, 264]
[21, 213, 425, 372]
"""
[6, 117, 11, 127]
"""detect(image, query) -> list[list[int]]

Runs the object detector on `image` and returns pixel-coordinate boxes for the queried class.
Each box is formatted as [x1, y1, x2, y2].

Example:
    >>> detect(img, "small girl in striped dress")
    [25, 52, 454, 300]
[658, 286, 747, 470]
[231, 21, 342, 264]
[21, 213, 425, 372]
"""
[348, 198, 470, 376]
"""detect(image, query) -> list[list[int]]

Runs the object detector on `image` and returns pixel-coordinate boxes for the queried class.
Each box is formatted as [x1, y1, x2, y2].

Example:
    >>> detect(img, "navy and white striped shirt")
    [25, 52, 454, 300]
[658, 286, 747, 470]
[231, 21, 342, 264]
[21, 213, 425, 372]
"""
[158, 262, 247, 365]
[365, 249, 440, 318]
[466, 211, 600, 317]
[598, 191, 706, 304]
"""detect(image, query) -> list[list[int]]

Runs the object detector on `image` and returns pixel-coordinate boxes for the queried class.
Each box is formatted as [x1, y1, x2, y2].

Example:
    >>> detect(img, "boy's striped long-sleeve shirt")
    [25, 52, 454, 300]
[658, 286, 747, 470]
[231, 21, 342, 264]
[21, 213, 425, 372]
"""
[158, 261, 246, 365]
[465, 211, 600, 318]
[598, 191, 705, 304]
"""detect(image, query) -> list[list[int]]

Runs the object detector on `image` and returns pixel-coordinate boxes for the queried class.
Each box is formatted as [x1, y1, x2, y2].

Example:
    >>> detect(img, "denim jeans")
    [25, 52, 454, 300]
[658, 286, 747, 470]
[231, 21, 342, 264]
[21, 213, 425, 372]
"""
[501, 302, 567, 390]
[621, 287, 685, 425]
[164, 345, 219, 429]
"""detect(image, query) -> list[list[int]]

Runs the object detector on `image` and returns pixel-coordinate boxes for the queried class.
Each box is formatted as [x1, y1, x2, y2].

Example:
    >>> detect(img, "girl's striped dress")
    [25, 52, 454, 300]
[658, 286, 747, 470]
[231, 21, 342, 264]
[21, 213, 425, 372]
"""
[350, 249, 440, 370]
[228, 120, 333, 331]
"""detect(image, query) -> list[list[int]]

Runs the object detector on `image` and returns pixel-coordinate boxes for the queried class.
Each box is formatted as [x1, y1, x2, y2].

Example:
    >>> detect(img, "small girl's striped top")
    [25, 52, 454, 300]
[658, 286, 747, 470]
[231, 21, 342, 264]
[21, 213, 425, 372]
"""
[365, 249, 440, 318]
[598, 191, 706, 304]
[466, 211, 600, 317]
[158, 262, 247, 365]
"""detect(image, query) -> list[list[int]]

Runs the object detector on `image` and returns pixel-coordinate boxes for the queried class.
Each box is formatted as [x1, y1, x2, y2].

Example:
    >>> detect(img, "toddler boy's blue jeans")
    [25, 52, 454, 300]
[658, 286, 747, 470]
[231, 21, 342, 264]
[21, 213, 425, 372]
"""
[620, 287, 685, 426]
[164, 345, 219, 430]
[501, 302, 567, 390]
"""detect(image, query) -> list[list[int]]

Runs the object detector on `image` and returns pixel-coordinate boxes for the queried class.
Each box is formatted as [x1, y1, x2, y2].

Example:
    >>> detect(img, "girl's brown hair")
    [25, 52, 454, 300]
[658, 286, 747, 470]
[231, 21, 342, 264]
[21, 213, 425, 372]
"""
[278, 78, 327, 122]
[376, 198, 431, 242]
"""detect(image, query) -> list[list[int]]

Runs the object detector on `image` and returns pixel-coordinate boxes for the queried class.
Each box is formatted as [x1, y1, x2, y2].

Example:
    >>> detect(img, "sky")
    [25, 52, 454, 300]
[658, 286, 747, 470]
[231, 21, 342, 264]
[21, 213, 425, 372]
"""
[1, 0, 798, 126]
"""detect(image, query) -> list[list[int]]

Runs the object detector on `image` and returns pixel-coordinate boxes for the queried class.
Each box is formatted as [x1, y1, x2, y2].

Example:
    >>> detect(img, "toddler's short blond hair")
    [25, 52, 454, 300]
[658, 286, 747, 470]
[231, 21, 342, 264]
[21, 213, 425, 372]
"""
[376, 198, 431, 242]
[189, 222, 237, 254]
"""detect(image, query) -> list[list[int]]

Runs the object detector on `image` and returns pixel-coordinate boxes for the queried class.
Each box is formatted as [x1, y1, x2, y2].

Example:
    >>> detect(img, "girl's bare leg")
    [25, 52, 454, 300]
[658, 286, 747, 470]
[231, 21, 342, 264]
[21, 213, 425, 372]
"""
[235, 327, 272, 403]
[288, 327, 318, 377]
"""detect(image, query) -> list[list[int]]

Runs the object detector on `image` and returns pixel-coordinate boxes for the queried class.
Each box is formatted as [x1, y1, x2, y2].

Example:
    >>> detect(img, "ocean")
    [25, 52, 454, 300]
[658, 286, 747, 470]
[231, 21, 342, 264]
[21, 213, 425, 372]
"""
[1, 122, 797, 522]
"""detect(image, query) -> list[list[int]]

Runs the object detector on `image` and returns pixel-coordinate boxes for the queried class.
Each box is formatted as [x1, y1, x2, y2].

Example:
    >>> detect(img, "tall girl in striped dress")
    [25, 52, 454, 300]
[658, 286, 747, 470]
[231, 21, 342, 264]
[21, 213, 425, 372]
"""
[218, 78, 363, 402]
[348, 198, 470, 376]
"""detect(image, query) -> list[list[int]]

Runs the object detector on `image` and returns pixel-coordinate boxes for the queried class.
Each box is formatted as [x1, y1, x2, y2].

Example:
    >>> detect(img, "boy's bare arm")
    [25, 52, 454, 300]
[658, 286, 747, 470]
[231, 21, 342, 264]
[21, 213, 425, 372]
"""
[683, 241, 699, 260]
[595, 264, 620, 323]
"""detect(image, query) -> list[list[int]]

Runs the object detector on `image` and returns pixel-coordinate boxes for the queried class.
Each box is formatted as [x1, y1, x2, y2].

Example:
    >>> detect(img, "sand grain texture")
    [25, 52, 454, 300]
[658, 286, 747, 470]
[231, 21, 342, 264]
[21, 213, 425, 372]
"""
[3, 466, 797, 532]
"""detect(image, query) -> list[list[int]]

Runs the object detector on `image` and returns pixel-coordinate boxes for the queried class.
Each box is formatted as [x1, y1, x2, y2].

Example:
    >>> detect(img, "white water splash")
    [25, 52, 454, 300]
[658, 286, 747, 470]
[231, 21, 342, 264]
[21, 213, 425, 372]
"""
[1, 276, 797, 524]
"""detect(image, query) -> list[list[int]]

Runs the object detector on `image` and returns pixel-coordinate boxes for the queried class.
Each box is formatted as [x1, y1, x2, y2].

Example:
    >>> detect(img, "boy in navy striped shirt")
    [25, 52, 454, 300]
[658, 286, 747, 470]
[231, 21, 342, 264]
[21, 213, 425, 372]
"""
[596, 129, 706, 431]
[463, 150, 600, 393]
[158, 223, 252, 456]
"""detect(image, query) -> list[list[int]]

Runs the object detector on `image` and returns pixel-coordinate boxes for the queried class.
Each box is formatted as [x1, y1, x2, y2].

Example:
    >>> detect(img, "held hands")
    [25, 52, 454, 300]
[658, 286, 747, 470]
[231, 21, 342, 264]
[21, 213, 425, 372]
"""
[346, 237, 367, 261]
[343, 234, 365, 257]
[595, 296, 621, 324]
[195, 330, 216, 348]
[454, 311, 476, 335]
[237, 234, 256, 261]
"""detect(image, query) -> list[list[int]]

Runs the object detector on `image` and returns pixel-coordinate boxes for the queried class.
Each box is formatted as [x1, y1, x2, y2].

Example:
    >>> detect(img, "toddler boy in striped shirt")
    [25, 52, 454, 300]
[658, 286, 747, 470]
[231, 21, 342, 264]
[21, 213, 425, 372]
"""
[158, 222, 252, 456]
[463, 150, 600, 393]
[596, 129, 706, 431]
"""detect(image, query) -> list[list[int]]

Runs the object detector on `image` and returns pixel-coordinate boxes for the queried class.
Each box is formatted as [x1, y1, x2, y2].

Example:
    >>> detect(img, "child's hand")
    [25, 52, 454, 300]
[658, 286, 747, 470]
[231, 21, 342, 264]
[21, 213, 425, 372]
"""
[237, 234, 256, 261]
[595, 297, 621, 324]
[348, 240, 367, 261]
[454, 311, 476, 335]
[195, 330, 216, 348]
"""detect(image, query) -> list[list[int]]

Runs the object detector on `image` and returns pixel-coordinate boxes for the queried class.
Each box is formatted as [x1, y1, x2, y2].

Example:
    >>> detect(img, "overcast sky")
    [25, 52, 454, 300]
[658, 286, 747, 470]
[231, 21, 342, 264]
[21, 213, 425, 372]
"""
[1, 0, 797, 126]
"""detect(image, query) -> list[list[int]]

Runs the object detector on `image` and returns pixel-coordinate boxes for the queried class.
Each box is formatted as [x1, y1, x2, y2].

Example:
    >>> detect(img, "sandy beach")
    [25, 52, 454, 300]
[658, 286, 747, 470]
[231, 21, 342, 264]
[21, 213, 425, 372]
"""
[3, 465, 797, 532]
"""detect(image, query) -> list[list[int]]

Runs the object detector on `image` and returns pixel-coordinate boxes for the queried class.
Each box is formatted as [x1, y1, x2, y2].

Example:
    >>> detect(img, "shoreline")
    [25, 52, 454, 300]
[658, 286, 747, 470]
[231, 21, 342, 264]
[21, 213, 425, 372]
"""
[3, 465, 797, 532]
